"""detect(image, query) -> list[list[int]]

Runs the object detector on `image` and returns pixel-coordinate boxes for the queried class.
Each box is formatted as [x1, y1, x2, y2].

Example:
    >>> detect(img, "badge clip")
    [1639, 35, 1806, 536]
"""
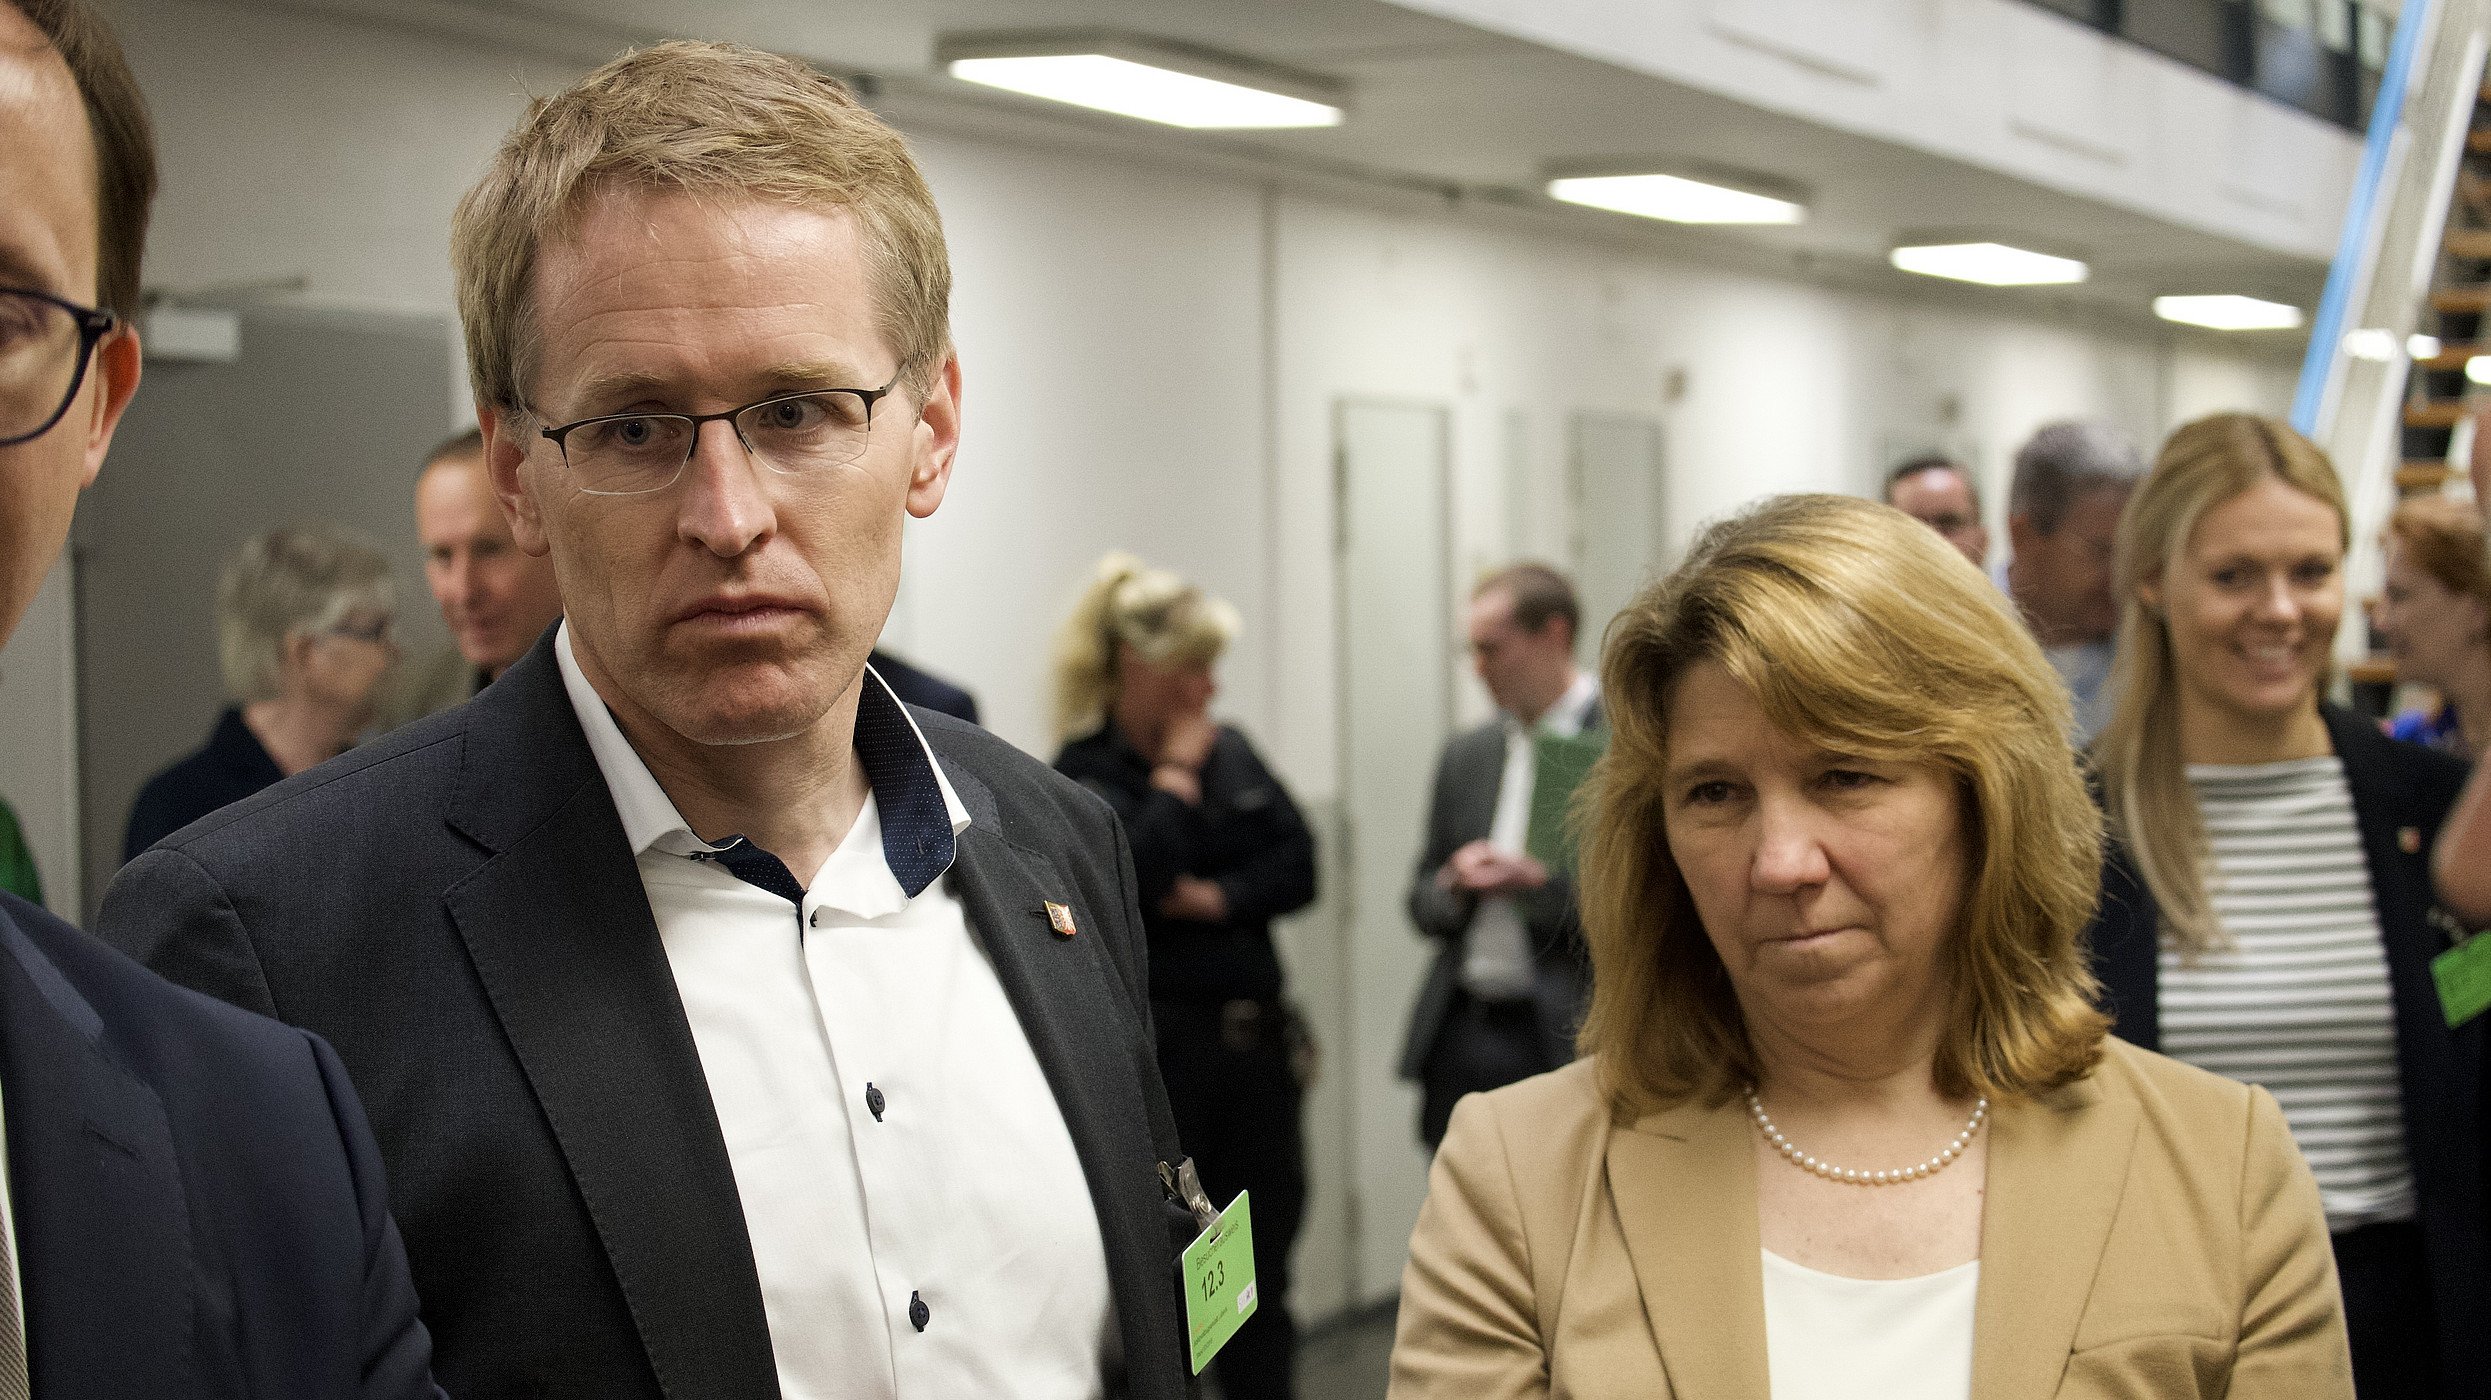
[1158, 1157, 1220, 1233]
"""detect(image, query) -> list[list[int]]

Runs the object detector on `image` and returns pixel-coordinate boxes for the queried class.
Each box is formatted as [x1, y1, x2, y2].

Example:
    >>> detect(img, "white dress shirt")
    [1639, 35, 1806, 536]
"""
[1460, 672, 1601, 1001]
[557, 625, 1118, 1400]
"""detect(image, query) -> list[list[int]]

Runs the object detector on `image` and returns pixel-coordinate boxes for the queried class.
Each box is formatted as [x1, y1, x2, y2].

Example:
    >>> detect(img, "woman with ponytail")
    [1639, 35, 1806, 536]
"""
[1051, 553, 1317, 1400]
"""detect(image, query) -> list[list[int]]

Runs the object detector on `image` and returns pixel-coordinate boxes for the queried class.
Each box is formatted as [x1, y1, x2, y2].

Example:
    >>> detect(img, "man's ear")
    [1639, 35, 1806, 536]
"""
[904, 353, 961, 520]
[76, 322, 145, 492]
[2006, 512, 2041, 555]
[478, 404, 552, 557]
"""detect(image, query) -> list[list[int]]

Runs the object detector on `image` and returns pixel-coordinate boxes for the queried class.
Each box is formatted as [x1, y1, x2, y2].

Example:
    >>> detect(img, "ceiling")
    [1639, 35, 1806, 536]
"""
[262, 0, 2335, 332]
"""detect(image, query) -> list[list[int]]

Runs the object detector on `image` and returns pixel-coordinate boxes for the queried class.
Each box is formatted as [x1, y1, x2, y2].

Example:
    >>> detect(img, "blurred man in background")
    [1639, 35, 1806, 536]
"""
[1883, 453, 1989, 568]
[391, 427, 562, 723]
[1401, 563, 1602, 1149]
[2002, 421, 2142, 742]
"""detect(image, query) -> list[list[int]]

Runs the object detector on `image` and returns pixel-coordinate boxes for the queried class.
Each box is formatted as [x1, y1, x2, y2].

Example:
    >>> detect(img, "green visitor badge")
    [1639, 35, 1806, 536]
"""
[1180, 1190, 1259, 1375]
[2431, 930, 2491, 1029]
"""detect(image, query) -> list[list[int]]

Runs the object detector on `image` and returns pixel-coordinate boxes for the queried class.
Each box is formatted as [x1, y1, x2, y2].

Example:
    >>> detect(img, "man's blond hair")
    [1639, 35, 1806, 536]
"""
[450, 40, 951, 414]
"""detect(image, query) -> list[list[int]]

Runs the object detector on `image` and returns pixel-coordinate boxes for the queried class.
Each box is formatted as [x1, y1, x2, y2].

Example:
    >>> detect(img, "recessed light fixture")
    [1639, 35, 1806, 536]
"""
[2468, 356, 2491, 386]
[1889, 241, 2088, 287]
[940, 33, 1344, 129]
[2151, 295, 2304, 331]
[1546, 172, 1806, 226]
[2411, 333, 2445, 360]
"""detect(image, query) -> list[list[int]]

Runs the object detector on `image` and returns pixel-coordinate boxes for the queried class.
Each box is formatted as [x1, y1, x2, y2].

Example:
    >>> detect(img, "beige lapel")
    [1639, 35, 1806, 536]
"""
[1971, 1071, 2137, 1396]
[1606, 1096, 1772, 1400]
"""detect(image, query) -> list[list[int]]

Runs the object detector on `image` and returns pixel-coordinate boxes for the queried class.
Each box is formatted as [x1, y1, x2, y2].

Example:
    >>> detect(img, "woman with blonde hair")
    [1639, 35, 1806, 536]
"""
[2375, 494, 2491, 757]
[1391, 493, 2348, 1399]
[1050, 553, 1316, 1400]
[124, 522, 397, 862]
[2089, 413, 2478, 1398]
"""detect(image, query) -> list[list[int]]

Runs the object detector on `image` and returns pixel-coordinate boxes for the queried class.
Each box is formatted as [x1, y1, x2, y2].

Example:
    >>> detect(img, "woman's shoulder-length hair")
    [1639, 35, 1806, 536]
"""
[1575, 493, 2110, 1121]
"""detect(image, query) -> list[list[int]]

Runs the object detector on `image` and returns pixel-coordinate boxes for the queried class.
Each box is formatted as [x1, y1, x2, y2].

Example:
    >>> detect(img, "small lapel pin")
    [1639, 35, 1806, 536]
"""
[1044, 901, 1078, 938]
[2400, 827, 2423, 855]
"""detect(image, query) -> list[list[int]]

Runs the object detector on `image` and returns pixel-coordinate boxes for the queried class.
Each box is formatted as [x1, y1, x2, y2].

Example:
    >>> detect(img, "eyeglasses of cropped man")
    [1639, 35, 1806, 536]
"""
[530, 374, 903, 496]
[0, 288, 119, 447]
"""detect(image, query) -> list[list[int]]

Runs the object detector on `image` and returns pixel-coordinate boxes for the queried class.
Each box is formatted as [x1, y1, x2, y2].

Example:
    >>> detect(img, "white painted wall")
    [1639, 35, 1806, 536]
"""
[0, 562, 81, 922]
[0, 0, 2303, 1326]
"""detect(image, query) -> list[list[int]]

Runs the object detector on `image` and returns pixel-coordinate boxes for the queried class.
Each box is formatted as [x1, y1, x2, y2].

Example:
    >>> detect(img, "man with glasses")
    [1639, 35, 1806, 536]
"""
[102, 38, 1199, 1400]
[0, 0, 438, 1395]
[1882, 453, 1990, 569]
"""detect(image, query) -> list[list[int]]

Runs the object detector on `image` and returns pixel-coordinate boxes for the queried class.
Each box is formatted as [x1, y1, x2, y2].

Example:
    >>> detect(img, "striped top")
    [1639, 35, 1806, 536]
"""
[2160, 756, 2414, 1232]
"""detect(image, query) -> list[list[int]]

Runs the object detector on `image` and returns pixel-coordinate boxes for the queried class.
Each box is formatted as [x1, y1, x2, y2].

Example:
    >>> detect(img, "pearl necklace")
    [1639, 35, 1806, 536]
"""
[1744, 1091, 1988, 1186]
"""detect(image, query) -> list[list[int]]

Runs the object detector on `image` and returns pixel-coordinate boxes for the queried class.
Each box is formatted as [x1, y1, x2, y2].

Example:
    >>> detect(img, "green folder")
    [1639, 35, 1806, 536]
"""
[0, 795, 42, 907]
[1526, 731, 1607, 874]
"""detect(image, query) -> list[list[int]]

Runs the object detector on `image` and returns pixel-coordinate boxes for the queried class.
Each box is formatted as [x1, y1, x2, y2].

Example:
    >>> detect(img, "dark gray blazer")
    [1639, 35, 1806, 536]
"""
[1397, 708, 1604, 1081]
[95, 634, 1197, 1400]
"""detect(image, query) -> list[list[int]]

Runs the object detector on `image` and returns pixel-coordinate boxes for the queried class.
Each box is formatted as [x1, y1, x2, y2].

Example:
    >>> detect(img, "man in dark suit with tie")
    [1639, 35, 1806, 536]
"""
[0, 2, 438, 1395]
[1399, 564, 1604, 1149]
[102, 39, 1198, 1400]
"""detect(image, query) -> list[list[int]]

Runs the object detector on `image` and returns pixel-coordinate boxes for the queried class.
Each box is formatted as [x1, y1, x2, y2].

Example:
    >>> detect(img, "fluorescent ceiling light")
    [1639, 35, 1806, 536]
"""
[1547, 173, 1805, 226]
[2343, 328, 2400, 362]
[2152, 295, 2304, 331]
[945, 52, 1342, 129]
[1889, 242, 2088, 287]
[2411, 334, 2445, 360]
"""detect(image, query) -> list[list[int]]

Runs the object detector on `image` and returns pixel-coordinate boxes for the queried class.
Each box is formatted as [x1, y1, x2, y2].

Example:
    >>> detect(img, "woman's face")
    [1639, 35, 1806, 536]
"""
[2376, 536, 2485, 693]
[1114, 643, 1216, 729]
[2145, 476, 2343, 739]
[288, 608, 397, 728]
[1660, 660, 1968, 1043]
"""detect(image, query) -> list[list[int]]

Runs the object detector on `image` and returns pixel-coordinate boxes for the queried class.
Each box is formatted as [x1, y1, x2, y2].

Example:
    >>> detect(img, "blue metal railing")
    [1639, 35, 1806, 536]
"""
[2290, 0, 2436, 434]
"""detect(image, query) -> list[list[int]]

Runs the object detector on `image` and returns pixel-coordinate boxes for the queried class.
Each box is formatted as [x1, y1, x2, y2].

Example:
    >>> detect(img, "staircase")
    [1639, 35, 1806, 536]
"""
[2297, 0, 2491, 693]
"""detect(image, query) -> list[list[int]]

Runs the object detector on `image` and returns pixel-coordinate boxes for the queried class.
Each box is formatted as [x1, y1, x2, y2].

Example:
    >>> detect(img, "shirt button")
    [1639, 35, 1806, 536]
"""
[808, 908, 825, 928]
[866, 1083, 886, 1121]
[909, 1290, 930, 1331]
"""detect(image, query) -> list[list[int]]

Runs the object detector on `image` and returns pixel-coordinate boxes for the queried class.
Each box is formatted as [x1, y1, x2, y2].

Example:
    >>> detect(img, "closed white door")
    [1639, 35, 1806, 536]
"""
[1333, 397, 1453, 1306]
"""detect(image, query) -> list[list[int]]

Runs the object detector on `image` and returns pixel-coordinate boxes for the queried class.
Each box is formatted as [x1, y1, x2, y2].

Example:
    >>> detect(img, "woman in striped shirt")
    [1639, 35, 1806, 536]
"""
[2089, 413, 2480, 1400]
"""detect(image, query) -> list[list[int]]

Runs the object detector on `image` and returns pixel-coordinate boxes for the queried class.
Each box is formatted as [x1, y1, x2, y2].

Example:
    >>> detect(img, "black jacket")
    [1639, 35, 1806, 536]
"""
[0, 892, 437, 1399]
[123, 706, 283, 865]
[2089, 703, 2483, 1382]
[96, 634, 1198, 1400]
[1054, 723, 1316, 1004]
[868, 649, 979, 726]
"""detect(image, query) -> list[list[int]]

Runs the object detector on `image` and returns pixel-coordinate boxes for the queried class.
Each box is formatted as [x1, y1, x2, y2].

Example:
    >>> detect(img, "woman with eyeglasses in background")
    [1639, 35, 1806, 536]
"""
[123, 521, 398, 863]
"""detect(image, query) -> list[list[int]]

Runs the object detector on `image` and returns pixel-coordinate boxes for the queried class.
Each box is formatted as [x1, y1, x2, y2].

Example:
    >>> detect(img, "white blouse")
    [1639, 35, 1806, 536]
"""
[1761, 1249, 1978, 1400]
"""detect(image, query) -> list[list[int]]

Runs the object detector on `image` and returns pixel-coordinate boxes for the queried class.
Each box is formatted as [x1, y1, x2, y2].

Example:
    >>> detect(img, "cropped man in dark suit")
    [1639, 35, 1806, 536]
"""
[0, 2, 437, 1395]
[102, 40, 1196, 1400]
[1399, 565, 1603, 1148]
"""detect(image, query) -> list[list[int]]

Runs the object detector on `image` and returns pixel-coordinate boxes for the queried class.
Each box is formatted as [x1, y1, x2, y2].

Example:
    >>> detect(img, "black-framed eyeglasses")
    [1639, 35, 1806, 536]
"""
[533, 376, 904, 497]
[0, 289, 120, 448]
[323, 613, 396, 647]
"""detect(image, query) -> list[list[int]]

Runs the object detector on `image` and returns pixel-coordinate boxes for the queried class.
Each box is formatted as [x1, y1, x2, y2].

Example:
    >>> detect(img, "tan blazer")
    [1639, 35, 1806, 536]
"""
[1390, 1038, 2350, 1398]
